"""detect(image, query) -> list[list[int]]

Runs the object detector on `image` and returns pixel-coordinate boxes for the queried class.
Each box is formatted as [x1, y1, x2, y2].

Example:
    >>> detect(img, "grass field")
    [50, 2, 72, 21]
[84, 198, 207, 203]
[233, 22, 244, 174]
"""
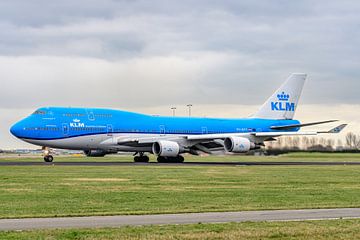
[2, 219, 360, 239]
[0, 153, 360, 219]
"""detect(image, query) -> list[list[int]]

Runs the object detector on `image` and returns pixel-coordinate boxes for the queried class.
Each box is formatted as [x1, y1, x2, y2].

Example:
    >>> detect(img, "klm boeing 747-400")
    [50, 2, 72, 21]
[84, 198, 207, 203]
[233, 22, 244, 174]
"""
[10, 73, 346, 162]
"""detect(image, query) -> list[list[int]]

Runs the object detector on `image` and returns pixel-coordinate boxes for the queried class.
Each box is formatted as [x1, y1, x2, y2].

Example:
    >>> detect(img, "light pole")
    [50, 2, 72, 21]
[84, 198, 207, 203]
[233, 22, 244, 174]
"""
[171, 107, 177, 117]
[186, 104, 193, 117]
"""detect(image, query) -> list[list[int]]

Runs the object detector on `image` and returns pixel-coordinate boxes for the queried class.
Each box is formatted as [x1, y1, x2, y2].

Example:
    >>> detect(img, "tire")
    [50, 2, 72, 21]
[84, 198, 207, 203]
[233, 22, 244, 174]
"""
[134, 156, 149, 163]
[44, 155, 53, 162]
[48, 155, 54, 162]
[157, 156, 166, 163]
[177, 155, 184, 163]
[157, 156, 184, 163]
[142, 155, 150, 163]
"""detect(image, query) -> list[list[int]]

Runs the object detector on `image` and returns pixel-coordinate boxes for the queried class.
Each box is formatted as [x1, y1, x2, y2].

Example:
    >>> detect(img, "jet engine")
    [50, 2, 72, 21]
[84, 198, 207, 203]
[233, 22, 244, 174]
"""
[84, 150, 107, 157]
[152, 140, 180, 157]
[224, 137, 254, 153]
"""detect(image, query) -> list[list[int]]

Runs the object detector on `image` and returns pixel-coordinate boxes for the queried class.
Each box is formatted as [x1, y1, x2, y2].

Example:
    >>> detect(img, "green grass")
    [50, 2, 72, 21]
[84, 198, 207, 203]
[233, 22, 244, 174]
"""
[0, 156, 360, 218]
[187, 152, 360, 162]
[2, 219, 360, 239]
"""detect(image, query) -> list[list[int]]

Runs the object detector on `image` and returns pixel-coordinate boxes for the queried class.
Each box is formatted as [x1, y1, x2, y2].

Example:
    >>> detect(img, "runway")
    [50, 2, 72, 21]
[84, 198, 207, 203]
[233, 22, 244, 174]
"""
[1, 208, 360, 231]
[1, 161, 360, 166]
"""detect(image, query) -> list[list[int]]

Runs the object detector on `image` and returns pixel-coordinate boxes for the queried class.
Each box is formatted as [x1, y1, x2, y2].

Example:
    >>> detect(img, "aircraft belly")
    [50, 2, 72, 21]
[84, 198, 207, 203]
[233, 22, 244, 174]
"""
[22, 134, 108, 150]
[21, 133, 157, 151]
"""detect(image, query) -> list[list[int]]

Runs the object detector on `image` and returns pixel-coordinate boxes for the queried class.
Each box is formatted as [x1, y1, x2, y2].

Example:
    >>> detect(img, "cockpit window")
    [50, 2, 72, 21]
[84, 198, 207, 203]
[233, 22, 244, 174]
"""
[32, 110, 46, 115]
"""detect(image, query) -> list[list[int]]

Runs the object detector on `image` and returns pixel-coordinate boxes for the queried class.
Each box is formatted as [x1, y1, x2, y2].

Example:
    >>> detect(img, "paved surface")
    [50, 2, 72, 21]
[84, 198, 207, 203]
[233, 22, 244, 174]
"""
[0, 208, 360, 231]
[1, 161, 360, 166]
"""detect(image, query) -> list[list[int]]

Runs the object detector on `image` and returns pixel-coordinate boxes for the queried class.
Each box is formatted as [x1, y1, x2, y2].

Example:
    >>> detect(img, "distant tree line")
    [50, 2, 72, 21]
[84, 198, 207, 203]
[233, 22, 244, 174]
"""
[265, 132, 360, 154]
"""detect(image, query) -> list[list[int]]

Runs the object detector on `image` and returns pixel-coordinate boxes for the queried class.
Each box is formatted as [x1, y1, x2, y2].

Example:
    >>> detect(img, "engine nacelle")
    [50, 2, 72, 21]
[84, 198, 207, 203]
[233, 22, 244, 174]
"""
[152, 141, 180, 157]
[224, 137, 253, 153]
[84, 150, 107, 157]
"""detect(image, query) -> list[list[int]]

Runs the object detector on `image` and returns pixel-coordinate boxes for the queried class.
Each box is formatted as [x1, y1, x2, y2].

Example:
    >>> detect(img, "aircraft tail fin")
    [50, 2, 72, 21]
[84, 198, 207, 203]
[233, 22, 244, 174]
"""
[252, 73, 307, 120]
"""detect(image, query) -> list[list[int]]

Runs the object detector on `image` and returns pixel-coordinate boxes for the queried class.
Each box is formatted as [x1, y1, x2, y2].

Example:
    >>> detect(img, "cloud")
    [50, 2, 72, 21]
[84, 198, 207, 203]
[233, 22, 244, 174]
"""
[0, 1, 359, 104]
[0, 52, 241, 109]
[0, 0, 360, 148]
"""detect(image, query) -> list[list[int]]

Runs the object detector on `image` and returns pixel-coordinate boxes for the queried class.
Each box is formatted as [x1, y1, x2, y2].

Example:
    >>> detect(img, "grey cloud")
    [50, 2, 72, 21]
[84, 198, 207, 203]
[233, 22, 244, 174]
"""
[1, 0, 360, 148]
[0, 0, 359, 107]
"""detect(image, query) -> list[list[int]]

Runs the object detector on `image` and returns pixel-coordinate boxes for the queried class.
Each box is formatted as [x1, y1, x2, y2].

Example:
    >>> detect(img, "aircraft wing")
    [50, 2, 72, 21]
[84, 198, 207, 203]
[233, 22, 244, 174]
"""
[186, 124, 347, 140]
[185, 131, 318, 143]
[110, 123, 347, 145]
[254, 131, 317, 137]
[102, 135, 186, 147]
[270, 120, 338, 130]
[101, 124, 347, 154]
[255, 124, 347, 137]
[186, 133, 247, 141]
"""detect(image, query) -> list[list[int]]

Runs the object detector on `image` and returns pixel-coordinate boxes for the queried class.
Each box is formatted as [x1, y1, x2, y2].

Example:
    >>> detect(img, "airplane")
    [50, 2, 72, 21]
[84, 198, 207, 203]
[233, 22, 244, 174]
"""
[10, 73, 346, 163]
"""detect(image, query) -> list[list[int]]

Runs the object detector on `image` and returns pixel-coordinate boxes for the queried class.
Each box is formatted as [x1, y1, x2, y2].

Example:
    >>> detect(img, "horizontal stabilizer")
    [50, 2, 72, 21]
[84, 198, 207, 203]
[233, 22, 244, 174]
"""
[270, 120, 338, 130]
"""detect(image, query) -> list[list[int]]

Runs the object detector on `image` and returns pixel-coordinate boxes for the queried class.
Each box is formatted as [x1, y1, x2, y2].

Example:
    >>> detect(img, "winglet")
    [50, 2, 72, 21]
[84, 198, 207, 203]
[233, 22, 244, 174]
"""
[327, 124, 347, 133]
[318, 124, 348, 134]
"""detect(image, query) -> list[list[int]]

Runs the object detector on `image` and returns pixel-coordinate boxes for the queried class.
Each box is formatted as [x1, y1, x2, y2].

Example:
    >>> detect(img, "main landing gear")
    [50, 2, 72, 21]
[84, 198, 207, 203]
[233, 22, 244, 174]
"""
[133, 152, 150, 163]
[157, 155, 184, 163]
[42, 147, 54, 162]
[133, 153, 185, 163]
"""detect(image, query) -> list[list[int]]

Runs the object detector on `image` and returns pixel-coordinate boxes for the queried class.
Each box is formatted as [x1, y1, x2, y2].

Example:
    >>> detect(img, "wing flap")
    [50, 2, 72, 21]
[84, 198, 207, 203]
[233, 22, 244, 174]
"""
[255, 131, 318, 137]
[186, 133, 248, 141]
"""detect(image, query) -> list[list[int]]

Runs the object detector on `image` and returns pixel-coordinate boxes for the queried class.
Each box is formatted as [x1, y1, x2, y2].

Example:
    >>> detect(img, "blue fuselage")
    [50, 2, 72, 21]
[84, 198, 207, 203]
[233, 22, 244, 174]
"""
[10, 107, 300, 141]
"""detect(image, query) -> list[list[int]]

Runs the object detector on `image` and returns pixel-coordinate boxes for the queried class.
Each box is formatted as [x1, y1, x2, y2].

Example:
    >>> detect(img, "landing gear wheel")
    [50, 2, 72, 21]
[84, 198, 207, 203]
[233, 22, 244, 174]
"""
[134, 155, 150, 163]
[44, 155, 54, 162]
[157, 156, 184, 163]
[142, 155, 150, 162]
[157, 156, 166, 163]
[177, 155, 184, 163]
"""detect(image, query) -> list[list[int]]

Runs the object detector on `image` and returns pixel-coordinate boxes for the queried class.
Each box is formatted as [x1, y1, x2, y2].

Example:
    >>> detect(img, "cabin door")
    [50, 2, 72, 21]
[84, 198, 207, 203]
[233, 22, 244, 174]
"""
[62, 123, 69, 136]
[107, 124, 113, 136]
[159, 125, 166, 136]
[86, 109, 95, 121]
[201, 127, 208, 134]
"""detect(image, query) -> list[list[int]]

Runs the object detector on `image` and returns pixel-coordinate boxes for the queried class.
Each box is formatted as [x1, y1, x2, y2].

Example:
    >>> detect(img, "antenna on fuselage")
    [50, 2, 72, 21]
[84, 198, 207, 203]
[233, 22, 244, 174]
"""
[187, 104, 193, 117]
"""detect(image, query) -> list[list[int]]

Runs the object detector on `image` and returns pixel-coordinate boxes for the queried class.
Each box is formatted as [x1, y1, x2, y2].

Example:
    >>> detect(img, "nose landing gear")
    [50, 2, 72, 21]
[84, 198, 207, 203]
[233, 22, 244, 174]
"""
[44, 155, 54, 162]
[42, 147, 54, 162]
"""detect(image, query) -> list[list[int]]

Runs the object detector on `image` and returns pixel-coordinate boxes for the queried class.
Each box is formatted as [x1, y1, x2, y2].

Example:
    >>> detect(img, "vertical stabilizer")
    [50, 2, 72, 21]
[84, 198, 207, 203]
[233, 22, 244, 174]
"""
[252, 73, 306, 120]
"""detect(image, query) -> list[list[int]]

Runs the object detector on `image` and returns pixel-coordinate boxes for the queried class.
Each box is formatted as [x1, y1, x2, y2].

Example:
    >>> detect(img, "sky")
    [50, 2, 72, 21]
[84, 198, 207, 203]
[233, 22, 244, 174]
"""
[1, 0, 359, 149]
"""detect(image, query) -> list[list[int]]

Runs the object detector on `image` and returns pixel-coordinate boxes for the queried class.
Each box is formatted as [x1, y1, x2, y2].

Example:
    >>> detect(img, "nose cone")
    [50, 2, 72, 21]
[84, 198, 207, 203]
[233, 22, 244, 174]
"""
[10, 121, 23, 138]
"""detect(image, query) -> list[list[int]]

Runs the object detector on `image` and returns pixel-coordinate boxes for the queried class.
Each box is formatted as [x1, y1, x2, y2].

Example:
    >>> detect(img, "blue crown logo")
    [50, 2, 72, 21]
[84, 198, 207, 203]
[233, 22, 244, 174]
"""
[277, 92, 290, 101]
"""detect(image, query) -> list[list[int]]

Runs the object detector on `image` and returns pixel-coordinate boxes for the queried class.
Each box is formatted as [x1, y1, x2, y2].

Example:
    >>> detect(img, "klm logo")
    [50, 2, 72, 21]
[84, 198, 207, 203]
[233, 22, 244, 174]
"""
[70, 119, 85, 127]
[271, 92, 295, 112]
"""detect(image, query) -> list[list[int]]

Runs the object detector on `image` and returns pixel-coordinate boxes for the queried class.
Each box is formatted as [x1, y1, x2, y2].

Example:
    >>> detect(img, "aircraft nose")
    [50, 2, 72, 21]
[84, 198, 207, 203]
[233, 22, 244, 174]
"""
[10, 121, 22, 137]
